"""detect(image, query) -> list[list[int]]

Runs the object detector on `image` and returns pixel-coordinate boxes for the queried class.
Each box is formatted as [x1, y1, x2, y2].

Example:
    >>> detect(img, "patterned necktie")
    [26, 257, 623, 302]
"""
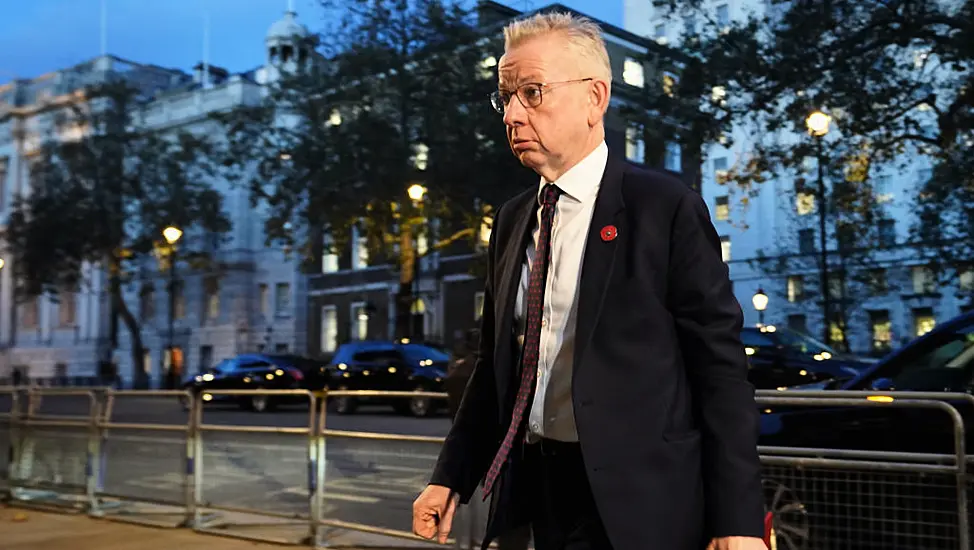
[482, 183, 561, 499]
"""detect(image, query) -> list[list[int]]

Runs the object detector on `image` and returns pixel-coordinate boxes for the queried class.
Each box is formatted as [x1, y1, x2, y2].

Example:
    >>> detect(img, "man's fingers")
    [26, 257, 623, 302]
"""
[436, 493, 459, 543]
[412, 509, 438, 539]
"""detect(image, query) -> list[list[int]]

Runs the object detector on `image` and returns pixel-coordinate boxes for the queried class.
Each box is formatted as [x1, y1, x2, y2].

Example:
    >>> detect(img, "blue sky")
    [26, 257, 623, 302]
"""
[0, 0, 621, 84]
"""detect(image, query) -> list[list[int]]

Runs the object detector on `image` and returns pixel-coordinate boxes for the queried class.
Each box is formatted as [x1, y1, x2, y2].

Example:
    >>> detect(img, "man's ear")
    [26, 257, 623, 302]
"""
[588, 79, 610, 126]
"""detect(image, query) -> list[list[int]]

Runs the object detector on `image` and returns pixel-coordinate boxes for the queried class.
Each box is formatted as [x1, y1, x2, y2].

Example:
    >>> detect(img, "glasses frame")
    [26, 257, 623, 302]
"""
[489, 78, 594, 114]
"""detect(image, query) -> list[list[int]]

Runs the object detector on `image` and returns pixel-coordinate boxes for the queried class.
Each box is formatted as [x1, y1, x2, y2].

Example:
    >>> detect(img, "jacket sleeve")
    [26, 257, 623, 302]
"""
[667, 190, 765, 538]
[428, 207, 502, 504]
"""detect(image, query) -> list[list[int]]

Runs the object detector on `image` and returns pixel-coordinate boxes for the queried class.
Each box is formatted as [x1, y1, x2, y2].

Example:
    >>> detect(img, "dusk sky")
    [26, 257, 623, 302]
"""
[0, 0, 621, 85]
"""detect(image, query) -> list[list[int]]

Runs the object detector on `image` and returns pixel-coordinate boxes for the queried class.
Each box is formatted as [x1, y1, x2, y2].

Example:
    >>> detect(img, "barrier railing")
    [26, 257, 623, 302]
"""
[2, 387, 973, 550]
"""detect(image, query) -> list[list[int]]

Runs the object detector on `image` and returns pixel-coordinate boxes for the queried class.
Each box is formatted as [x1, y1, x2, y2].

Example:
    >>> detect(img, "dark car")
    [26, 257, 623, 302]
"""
[759, 311, 974, 549]
[322, 341, 449, 417]
[742, 325, 874, 389]
[182, 353, 328, 412]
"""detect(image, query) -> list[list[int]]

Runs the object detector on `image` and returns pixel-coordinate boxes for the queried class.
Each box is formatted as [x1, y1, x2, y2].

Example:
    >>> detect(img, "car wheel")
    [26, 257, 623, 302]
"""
[407, 386, 433, 418]
[763, 478, 810, 550]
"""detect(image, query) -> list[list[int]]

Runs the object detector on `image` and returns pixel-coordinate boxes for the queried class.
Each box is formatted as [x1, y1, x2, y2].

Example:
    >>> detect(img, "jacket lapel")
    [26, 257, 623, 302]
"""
[572, 154, 627, 372]
[493, 189, 536, 408]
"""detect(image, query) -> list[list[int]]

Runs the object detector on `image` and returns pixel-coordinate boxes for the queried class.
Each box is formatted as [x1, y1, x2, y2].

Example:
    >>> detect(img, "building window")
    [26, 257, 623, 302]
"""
[654, 24, 666, 40]
[351, 302, 369, 340]
[622, 58, 645, 88]
[200, 278, 217, 323]
[275, 283, 291, 316]
[322, 233, 339, 273]
[960, 268, 974, 292]
[795, 183, 815, 215]
[320, 305, 337, 353]
[716, 4, 730, 27]
[682, 14, 697, 38]
[869, 268, 888, 295]
[174, 282, 186, 319]
[911, 265, 935, 295]
[662, 72, 679, 97]
[786, 314, 807, 333]
[664, 142, 681, 172]
[798, 229, 815, 254]
[58, 292, 76, 327]
[828, 274, 843, 299]
[714, 196, 729, 221]
[625, 123, 645, 163]
[787, 276, 804, 302]
[140, 285, 155, 321]
[913, 307, 936, 337]
[829, 321, 846, 349]
[352, 224, 369, 270]
[21, 297, 39, 328]
[874, 175, 893, 203]
[719, 236, 731, 262]
[869, 310, 892, 353]
[474, 291, 485, 321]
[412, 143, 429, 171]
[712, 157, 729, 183]
[878, 219, 896, 247]
[259, 283, 270, 317]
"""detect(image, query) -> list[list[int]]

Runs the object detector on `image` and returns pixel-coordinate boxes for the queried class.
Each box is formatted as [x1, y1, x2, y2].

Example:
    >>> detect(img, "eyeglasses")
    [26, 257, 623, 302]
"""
[489, 78, 593, 114]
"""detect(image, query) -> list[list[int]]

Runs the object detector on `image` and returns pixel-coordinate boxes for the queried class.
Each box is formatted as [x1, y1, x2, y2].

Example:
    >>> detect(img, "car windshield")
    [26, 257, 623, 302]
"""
[857, 317, 974, 391]
[400, 344, 451, 364]
[775, 329, 839, 355]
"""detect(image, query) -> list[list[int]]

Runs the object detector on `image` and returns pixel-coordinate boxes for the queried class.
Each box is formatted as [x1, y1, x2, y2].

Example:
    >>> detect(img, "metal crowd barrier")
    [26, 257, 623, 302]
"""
[1, 387, 973, 550]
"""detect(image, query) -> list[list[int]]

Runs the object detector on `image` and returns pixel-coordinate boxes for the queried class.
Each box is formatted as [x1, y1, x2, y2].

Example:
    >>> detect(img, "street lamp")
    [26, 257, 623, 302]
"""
[752, 288, 768, 326]
[407, 183, 426, 203]
[163, 226, 182, 389]
[805, 110, 832, 345]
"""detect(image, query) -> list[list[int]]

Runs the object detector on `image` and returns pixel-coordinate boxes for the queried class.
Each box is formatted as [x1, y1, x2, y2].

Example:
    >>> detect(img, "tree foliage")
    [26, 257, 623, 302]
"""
[218, 0, 531, 337]
[4, 80, 230, 381]
[648, 0, 974, 340]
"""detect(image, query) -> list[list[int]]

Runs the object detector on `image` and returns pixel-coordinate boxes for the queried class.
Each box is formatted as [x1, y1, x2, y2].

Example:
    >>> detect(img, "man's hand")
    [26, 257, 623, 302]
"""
[412, 484, 459, 543]
[706, 536, 768, 550]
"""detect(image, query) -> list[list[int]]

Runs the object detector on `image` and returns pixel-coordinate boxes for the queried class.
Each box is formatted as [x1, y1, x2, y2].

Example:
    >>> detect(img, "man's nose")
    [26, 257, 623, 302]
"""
[503, 95, 527, 127]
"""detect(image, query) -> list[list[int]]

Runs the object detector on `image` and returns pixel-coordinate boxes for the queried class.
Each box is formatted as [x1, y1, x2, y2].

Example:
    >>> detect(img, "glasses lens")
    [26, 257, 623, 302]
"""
[520, 84, 543, 107]
[489, 91, 504, 113]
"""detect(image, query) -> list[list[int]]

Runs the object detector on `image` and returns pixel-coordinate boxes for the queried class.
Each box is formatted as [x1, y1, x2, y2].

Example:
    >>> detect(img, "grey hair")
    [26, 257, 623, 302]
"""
[503, 11, 612, 83]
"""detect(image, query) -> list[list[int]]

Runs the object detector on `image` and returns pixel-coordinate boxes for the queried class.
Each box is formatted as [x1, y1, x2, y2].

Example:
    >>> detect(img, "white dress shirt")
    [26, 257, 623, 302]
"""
[514, 141, 608, 442]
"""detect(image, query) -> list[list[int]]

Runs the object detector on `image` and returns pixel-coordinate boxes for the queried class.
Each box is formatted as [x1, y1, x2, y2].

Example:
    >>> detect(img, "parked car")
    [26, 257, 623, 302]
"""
[182, 354, 328, 412]
[759, 311, 974, 549]
[322, 340, 449, 417]
[742, 325, 874, 389]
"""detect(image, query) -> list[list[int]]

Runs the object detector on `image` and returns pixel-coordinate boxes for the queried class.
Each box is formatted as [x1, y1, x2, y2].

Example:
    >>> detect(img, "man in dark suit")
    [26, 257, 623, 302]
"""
[413, 11, 766, 550]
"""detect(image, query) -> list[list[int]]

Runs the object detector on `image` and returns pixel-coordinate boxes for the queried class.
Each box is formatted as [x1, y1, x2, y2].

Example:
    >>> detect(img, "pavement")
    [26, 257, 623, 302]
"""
[0, 504, 450, 549]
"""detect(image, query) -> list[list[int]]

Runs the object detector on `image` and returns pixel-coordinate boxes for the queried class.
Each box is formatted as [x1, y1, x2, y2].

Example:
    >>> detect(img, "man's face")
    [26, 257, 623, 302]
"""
[497, 34, 600, 182]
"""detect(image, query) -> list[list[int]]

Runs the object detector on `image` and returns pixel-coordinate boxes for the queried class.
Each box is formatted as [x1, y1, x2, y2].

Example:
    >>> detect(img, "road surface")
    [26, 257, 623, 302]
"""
[0, 392, 488, 540]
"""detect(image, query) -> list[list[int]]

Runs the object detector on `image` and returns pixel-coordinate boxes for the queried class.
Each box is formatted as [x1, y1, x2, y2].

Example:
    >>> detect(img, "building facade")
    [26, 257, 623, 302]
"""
[0, 10, 318, 387]
[622, 0, 973, 355]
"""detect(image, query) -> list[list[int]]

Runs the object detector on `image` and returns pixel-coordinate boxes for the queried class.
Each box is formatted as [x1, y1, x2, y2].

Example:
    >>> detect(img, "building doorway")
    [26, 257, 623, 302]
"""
[163, 347, 184, 389]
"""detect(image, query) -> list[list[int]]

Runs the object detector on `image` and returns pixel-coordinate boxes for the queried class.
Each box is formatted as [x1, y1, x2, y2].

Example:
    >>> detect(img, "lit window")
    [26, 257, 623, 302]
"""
[479, 55, 497, 79]
[665, 142, 681, 172]
[662, 72, 678, 97]
[913, 308, 935, 337]
[869, 310, 892, 352]
[796, 189, 815, 215]
[714, 196, 729, 221]
[960, 269, 974, 291]
[320, 305, 337, 353]
[720, 236, 731, 262]
[787, 276, 804, 302]
[413, 143, 429, 171]
[711, 85, 727, 106]
[322, 233, 339, 273]
[622, 58, 645, 88]
[351, 303, 369, 340]
[352, 224, 369, 269]
[874, 175, 893, 203]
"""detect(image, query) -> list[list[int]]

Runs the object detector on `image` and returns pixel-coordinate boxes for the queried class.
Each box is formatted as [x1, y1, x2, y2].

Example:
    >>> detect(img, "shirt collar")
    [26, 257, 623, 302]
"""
[537, 141, 608, 205]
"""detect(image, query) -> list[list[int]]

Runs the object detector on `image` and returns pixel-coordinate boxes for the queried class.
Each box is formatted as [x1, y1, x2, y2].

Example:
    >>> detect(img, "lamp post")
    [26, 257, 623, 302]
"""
[163, 226, 182, 388]
[752, 288, 768, 326]
[401, 184, 427, 340]
[806, 110, 832, 346]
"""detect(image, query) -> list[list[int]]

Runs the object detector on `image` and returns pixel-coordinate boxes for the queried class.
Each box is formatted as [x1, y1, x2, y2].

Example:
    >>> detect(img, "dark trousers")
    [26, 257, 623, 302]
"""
[525, 439, 613, 550]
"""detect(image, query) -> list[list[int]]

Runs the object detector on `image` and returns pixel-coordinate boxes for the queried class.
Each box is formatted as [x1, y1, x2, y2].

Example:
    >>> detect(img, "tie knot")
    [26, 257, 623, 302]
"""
[541, 184, 561, 206]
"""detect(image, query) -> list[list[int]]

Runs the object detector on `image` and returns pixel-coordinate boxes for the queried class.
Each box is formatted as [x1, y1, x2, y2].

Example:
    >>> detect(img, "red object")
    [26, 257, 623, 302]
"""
[286, 367, 304, 381]
[600, 225, 618, 241]
[763, 511, 774, 548]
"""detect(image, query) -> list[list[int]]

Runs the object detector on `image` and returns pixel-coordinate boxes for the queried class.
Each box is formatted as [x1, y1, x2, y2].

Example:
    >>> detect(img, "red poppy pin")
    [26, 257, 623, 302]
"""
[600, 225, 618, 242]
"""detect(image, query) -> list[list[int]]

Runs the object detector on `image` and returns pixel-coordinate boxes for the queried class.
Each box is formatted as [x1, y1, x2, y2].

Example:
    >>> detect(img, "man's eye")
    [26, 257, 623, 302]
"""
[523, 87, 541, 99]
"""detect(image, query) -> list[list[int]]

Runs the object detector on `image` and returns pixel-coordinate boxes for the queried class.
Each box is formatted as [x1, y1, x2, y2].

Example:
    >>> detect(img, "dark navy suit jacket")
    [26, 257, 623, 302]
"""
[430, 152, 765, 550]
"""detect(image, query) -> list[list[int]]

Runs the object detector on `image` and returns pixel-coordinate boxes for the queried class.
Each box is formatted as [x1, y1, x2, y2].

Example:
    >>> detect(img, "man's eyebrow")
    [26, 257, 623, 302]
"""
[498, 75, 544, 89]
